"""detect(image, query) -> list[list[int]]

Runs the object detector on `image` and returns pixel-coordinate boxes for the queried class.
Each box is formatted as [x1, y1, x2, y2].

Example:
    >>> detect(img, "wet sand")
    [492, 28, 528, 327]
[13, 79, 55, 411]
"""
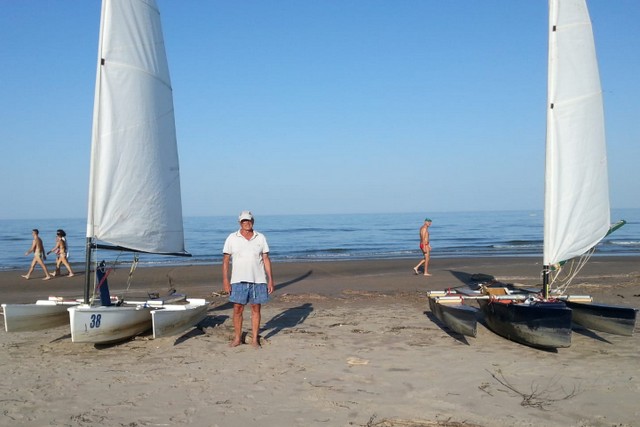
[1, 257, 639, 426]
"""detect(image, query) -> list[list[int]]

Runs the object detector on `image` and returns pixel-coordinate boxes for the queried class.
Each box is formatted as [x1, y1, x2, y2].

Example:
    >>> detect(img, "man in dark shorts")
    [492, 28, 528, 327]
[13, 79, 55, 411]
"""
[222, 211, 274, 348]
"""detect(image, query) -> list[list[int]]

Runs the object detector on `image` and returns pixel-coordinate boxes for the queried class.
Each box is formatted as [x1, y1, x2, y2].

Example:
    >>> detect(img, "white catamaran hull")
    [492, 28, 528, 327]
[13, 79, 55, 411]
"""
[151, 299, 209, 339]
[68, 304, 153, 344]
[2, 299, 79, 332]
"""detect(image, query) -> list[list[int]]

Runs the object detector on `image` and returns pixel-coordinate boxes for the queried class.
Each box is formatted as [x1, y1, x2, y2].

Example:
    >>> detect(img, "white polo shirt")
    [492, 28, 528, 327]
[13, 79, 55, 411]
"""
[223, 230, 270, 284]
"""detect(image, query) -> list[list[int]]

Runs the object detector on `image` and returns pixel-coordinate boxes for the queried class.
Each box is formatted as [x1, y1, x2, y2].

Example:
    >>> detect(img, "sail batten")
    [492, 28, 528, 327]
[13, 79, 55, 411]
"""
[87, 0, 186, 255]
[543, 0, 610, 266]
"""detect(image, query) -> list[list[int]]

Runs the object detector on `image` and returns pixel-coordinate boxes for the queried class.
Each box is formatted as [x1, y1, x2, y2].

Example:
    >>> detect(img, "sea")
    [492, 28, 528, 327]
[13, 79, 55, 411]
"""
[1, 209, 639, 272]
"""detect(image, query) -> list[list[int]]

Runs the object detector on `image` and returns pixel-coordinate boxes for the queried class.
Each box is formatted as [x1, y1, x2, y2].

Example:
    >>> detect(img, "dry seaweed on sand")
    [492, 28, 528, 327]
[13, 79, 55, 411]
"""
[356, 414, 484, 427]
[486, 369, 580, 411]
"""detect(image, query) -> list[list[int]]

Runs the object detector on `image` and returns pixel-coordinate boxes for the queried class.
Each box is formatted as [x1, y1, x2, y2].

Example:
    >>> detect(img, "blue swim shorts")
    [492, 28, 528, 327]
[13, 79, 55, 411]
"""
[229, 282, 269, 305]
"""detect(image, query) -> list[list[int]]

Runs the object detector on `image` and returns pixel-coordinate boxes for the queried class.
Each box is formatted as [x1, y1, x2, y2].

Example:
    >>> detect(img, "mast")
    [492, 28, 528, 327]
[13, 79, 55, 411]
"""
[542, 0, 557, 300]
[84, 0, 109, 304]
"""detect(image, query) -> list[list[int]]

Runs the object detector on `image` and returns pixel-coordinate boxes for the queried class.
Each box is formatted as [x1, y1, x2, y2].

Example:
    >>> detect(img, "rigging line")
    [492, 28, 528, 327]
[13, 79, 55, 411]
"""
[96, 266, 113, 290]
[551, 248, 596, 295]
[90, 245, 99, 303]
[90, 248, 124, 303]
[125, 254, 139, 293]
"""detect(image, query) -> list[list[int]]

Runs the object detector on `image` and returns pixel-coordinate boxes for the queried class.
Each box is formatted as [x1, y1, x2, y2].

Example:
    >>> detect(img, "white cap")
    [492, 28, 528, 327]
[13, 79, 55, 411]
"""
[238, 210, 254, 221]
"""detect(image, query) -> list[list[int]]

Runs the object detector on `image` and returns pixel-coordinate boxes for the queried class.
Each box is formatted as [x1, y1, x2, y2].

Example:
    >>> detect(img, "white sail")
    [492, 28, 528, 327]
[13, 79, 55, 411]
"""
[543, 0, 610, 266]
[87, 0, 186, 254]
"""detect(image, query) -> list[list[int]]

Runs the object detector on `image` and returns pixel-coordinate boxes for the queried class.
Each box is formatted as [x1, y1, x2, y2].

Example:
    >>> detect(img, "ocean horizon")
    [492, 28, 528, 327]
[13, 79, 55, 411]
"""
[2, 209, 638, 272]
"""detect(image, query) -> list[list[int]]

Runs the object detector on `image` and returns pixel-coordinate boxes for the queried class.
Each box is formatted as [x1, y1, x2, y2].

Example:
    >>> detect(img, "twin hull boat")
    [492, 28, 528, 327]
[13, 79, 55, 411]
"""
[428, 287, 637, 350]
[2, 295, 208, 343]
[67, 298, 208, 344]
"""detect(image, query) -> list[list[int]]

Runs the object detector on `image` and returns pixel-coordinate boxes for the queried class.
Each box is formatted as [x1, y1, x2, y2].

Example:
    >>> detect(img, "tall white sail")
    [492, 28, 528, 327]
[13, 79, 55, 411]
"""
[87, 0, 186, 254]
[543, 0, 610, 266]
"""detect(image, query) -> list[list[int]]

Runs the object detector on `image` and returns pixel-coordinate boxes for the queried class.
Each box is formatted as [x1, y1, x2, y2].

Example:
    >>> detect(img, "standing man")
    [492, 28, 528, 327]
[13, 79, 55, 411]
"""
[413, 218, 432, 276]
[223, 211, 274, 348]
[22, 229, 52, 280]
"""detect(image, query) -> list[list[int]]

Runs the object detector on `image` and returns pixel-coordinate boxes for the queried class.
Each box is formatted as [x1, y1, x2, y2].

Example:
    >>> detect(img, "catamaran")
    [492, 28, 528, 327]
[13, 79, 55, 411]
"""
[64, 0, 208, 344]
[428, 0, 637, 349]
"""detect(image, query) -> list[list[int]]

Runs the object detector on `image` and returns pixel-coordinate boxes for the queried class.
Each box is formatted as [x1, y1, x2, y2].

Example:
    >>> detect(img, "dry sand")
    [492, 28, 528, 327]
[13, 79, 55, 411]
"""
[1, 257, 639, 427]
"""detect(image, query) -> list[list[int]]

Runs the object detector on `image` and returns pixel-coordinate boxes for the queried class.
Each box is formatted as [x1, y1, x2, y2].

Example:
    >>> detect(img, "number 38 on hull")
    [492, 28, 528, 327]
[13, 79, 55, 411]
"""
[68, 305, 153, 344]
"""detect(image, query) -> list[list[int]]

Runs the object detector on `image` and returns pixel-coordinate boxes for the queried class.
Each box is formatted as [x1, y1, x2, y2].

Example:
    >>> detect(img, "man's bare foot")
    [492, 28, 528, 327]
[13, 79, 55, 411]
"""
[21, 275, 29, 279]
[43, 276, 51, 281]
[68, 274, 75, 277]
[251, 338, 261, 349]
[229, 339, 242, 347]
[423, 273, 432, 276]
[413, 267, 419, 275]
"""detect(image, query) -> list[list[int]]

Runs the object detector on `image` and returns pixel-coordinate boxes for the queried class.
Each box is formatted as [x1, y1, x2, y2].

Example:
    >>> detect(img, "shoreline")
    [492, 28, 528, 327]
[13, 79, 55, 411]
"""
[1, 256, 639, 426]
[2, 256, 638, 303]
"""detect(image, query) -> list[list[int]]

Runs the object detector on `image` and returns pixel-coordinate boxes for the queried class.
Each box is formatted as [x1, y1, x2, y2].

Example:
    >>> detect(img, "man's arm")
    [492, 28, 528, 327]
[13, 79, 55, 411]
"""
[222, 253, 231, 293]
[262, 253, 274, 294]
[25, 239, 36, 255]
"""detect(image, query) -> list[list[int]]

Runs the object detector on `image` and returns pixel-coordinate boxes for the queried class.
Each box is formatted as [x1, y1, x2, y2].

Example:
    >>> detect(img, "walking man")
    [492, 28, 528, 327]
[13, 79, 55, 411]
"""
[413, 218, 432, 276]
[22, 229, 51, 280]
[222, 211, 274, 348]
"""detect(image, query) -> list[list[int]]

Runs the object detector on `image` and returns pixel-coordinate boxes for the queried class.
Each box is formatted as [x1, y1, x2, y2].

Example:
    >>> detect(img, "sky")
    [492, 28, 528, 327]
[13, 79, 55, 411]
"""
[1, 0, 639, 220]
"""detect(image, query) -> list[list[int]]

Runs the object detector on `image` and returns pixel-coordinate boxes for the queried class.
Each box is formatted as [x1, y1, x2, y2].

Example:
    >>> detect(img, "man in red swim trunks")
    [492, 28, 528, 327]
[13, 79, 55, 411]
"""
[413, 218, 432, 276]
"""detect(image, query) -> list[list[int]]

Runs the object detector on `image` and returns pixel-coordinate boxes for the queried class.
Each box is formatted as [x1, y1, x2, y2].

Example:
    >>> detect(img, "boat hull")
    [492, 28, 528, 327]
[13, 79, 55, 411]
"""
[68, 305, 153, 344]
[428, 296, 478, 337]
[478, 299, 572, 349]
[2, 300, 78, 332]
[566, 300, 638, 336]
[151, 299, 209, 339]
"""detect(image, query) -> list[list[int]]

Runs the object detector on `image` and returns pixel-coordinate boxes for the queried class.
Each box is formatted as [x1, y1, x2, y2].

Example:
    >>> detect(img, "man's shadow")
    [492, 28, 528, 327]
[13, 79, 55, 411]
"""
[262, 303, 313, 340]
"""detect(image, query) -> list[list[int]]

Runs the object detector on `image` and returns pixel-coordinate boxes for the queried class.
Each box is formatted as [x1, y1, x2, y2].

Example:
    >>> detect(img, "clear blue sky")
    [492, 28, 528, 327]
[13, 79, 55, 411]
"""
[1, 1, 638, 220]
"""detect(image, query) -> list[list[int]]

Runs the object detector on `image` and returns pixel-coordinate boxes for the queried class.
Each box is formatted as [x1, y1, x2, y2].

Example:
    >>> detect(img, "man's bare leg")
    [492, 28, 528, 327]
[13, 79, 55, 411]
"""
[423, 251, 431, 276]
[251, 304, 262, 348]
[230, 303, 244, 347]
[413, 259, 424, 275]
[22, 259, 37, 279]
[37, 258, 51, 280]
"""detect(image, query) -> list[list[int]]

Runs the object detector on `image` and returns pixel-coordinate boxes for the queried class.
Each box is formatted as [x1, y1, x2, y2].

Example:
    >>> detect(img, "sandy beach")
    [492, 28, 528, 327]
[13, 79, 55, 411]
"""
[1, 256, 639, 427]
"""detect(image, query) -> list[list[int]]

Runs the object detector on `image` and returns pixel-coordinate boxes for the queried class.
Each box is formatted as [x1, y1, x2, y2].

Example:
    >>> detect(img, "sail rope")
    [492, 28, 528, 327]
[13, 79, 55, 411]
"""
[125, 254, 139, 293]
[549, 247, 597, 295]
[549, 221, 625, 295]
[91, 248, 132, 301]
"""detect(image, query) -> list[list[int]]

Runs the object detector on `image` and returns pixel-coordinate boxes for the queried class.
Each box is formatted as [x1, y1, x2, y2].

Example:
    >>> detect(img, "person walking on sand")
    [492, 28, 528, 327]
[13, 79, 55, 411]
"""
[413, 218, 432, 276]
[22, 229, 52, 280]
[47, 229, 74, 277]
[222, 211, 274, 348]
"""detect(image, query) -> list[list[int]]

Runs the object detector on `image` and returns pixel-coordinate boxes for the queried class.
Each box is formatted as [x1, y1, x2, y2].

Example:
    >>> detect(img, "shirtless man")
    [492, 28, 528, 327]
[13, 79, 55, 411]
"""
[413, 218, 432, 276]
[22, 229, 52, 280]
